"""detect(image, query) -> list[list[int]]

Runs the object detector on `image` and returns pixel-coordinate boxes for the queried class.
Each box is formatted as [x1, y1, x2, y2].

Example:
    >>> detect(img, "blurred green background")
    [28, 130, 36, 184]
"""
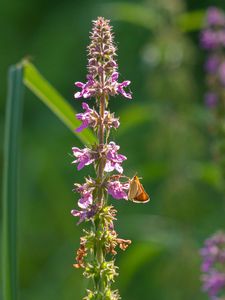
[1, 0, 225, 299]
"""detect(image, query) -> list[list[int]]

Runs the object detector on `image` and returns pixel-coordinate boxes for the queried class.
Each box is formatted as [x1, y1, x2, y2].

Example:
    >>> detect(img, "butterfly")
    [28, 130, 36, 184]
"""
[128, 175, 150, 203]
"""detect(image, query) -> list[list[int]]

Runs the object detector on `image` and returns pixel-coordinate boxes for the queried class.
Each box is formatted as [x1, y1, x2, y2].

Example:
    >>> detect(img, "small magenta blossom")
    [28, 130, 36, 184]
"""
[75, 102, 98, 132]
[107, 180, 129, 200]
[70, 17, 146, 300]
[104, 142, 127, 173]
[75, 102, 120, 132]
[72, 147, 95, 170]
[207, 7, 225, 26]
[204, 92, 218, 108]
[72, 142, 126, 174]
[71, 205, 98, 225]
[200, 231, 225, 300]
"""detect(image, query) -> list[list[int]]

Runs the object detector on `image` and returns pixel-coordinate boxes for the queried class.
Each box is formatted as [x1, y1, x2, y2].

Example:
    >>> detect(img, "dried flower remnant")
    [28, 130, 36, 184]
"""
[70, 17, 149, 299]
[200, 231, 225, 300]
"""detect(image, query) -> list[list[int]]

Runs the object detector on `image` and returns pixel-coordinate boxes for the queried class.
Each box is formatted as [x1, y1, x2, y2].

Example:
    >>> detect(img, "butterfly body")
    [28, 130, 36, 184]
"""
[128, 175, 150, 203]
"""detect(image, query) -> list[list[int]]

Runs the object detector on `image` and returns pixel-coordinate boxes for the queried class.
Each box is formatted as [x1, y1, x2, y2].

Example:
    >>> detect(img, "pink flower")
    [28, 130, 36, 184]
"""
[103, 111, 120, 129]
[75, 102, 120, 132]
[71, 181, 96, 223]
[200, 29, 219, 50]
[107, 180, 129, 200]
[109, 72, 132, 99]
[104, 142, 127, 173]
[71, 205, 97, 224]
[200, 231, 225, 299]
[72, 147, 95, 170]
[74, 182, 94, 209]
[76, 102, 98, 132]
[202, 271, 225, 298]
[74, 70, 132, 100]
[207, 7, 225, 27]
[78, 191, 93, 209]
[74, 75, 96, 99]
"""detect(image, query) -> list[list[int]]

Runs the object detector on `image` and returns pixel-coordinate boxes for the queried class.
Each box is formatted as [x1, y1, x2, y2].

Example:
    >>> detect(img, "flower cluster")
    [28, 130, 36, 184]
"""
[72, 142, 127, 176]
[200, 231, 225, 299]
[76, 102, 120, 132]
[70, 17, 143, 300]
[74, 17, 132, 101]
[200, 7, 225, 108]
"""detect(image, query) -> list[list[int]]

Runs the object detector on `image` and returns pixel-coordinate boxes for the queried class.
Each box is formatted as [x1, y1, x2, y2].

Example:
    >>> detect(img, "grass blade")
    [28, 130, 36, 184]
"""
[2, 65, 24, 300]
[22, 60, 96, 145]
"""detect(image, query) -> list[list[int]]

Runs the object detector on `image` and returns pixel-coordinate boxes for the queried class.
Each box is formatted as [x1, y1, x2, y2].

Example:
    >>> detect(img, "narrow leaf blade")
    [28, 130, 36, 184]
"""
[22, 60, 96, 145]
[2, 65, 24, 300]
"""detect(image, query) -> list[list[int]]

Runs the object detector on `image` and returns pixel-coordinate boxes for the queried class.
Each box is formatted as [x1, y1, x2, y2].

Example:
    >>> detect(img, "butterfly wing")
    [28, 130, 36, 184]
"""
[129, 176, 150, 203]
[132, 184, 150, 203]
[128, 177, 139, 199]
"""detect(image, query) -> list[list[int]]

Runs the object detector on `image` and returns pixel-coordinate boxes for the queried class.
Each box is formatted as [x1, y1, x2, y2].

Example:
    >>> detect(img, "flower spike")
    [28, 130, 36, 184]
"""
[70, 17, 149, 300]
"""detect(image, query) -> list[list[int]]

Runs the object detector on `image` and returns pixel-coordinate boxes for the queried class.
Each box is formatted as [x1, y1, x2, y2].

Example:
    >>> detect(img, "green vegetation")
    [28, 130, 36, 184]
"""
[1, 0, 225, 299]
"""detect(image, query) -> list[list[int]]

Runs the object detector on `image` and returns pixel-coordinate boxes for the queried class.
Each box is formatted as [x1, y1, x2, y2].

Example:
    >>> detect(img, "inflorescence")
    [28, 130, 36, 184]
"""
[201, 7, 225, 109]
[70, 17, 145, 300]
[200, 6, 225, 183]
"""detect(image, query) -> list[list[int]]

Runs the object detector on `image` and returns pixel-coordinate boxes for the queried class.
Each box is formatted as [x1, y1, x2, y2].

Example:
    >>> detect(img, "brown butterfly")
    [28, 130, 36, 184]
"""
[128, 175, 150, 203]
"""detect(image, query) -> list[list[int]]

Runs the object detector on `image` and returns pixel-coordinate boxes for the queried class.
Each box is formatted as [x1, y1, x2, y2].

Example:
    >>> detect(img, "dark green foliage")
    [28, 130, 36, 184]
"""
[1, 0, 225, 300]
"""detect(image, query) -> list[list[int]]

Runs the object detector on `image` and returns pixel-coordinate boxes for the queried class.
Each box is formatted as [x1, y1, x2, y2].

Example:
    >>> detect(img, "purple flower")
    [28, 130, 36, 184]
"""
[200, 8, 225, 111]
[205, 56, 220, 73]
[76, 102, 98, 132]
[71, 205, 97, 224]
[201, 29, 219, 49]
[200, 231, 225, 299]
[110, 72, 132, 99]
[78, 191, 93, 209]
[74, 18, 132, 102]
[74, 181, 94, 209]
[75, 72, 132, 100]
[75, 102, 120, 132]
[105, 142, 127, 173]
[104, 111, 120, 129]
[74, 75, 96, 99]
[205, 92, 218, 107]
[202, 271, 225, 298]
[219, 61, 225, 85]
[107, 180, 129, 200]
[117, 81, 132, 99]
[201, 232, 225, 269]
[207, 7, 225, 27]
[72, 147, 95, 170]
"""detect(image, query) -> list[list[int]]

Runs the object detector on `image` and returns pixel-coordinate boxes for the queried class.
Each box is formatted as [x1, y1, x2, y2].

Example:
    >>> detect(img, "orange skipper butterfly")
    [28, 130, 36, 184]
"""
[128, 175, 150, 203]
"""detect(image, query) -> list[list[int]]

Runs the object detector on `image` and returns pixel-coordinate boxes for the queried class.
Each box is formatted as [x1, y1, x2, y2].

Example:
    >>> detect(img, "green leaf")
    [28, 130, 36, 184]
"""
[22, 60, 96, 145]
[177, 10, 205, 32]
[2, 65, 24, 300]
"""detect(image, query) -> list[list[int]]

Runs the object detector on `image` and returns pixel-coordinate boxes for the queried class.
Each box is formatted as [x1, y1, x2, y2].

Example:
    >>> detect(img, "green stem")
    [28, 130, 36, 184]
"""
[95, 70, 106, 297]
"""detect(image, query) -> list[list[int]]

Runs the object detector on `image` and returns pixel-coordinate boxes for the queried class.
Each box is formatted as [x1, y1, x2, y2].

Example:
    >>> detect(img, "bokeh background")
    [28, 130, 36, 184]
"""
[1, 0, 225, 299]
